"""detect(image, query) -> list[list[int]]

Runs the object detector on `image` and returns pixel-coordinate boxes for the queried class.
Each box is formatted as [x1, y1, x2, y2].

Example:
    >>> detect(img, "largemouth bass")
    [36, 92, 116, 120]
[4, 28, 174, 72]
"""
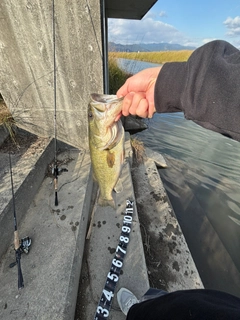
[88, 93, 125, 208]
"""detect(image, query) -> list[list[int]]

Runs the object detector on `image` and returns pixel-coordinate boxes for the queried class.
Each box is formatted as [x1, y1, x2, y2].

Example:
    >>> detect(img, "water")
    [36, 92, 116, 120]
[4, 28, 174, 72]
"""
[118, 59, 240, 297]
[117, 58, 162, 74]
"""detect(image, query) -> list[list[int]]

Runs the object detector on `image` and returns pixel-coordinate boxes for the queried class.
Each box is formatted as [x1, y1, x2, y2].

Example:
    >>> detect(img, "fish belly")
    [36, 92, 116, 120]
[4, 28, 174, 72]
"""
[90, 133, 124, 209]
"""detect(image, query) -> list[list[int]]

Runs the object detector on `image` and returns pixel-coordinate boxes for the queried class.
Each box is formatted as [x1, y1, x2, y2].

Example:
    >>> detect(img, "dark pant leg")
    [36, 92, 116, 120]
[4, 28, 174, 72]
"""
[126, 289, 240, 320]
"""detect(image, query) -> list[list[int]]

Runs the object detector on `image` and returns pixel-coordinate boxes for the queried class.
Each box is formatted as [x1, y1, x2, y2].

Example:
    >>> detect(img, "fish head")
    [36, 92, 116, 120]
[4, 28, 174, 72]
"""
[88, 93, 123, 128]
[88, 93, 124, 150]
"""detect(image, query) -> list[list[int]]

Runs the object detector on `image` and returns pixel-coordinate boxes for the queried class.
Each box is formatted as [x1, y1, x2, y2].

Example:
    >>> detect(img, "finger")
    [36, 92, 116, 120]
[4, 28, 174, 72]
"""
[128, 92, 146, 115]
[121, 92, 135, 116]
[135, 98, 149, 118]
[116, 87, 125, 98]
[148, 97, 156, 118]
[148, 104, 156, 118]
[146, 82, 156, 118]
[115, 112, 122, 122]
[117, 77, 132, 97]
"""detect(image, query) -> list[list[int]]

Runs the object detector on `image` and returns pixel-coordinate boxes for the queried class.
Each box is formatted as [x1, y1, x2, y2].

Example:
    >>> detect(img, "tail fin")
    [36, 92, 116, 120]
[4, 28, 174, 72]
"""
[98, 196, 116, 209]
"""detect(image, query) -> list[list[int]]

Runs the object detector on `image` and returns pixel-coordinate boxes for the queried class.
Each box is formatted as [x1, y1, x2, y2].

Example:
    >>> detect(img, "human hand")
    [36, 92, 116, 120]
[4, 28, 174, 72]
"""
[116, 67, 162, 120]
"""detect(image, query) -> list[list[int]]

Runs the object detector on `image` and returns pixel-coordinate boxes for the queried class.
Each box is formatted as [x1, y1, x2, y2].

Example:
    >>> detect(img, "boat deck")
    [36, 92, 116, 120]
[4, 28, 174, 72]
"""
[0, 129, 203, 320]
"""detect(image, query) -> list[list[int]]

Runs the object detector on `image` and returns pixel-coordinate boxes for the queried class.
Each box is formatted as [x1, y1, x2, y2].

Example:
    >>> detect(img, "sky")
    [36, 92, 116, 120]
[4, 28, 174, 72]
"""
[108, 0, 240, 48]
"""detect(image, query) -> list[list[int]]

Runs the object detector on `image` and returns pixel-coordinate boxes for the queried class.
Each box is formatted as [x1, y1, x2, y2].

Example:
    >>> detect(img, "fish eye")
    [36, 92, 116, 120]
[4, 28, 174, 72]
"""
[88, 111, 93, 118]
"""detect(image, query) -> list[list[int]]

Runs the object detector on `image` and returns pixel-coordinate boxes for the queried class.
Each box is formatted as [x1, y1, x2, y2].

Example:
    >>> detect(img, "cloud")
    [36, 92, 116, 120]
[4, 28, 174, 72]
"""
[202, 38, 217, 44]
[108, 17, 186, 44]
[231, 38, 240, 49]
[108, 15, 240, 48]
[144, 11, 157, 19]
[223, 16, 240, 36]
[159, 11, 167, 18]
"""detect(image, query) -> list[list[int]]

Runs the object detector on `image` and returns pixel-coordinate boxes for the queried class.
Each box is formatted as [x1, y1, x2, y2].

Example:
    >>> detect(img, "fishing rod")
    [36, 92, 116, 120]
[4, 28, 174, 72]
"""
[9, 153, 23, 289]
[52, 0, 59, 206]
[9, 153, 31, 289]
[51, 0, 68, 206]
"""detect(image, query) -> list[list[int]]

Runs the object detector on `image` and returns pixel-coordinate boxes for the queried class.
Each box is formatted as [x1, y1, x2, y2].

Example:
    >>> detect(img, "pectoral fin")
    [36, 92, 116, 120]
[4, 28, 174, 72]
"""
[113, 178, 123, 193]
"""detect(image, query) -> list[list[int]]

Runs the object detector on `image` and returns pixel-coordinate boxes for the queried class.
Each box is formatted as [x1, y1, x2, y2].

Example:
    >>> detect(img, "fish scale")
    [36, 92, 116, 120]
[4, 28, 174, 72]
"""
[88, 93, 124, 209]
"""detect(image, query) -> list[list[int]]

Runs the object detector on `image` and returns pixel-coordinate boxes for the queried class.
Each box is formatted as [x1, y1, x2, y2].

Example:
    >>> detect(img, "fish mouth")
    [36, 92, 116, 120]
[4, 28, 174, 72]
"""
[89, 93, 124, 151]
[90, 93, 123, 124]
[91, 93, 124, 104]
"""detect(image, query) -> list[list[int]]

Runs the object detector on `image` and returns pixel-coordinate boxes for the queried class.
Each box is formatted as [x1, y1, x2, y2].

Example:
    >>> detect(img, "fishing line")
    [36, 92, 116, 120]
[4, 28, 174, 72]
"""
[52, 0, 59, 206]
[13, 69, 54, 111]
[85, 0, 103, 59]
[53, 0, 57, 159]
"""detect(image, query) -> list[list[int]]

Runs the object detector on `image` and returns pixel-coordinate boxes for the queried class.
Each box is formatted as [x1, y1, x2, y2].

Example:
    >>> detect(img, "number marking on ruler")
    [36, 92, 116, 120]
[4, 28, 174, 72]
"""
[94, 199, 134, 320]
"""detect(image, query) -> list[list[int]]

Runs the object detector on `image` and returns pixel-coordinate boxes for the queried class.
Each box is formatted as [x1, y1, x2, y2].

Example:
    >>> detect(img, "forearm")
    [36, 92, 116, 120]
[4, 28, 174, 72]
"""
[154, 40, 240, 141]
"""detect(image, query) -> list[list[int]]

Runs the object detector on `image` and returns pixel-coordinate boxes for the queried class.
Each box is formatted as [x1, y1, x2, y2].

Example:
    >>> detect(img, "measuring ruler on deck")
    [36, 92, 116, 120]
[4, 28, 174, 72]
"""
[94, 199, 134, 319]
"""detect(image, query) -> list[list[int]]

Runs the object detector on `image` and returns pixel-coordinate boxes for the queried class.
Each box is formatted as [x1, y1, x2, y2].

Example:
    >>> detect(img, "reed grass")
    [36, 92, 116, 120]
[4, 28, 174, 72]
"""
[130, 137, 145, 164]
[0, 50, 192, 141]
[109, 50, 193, 64]
[108, 49, 193, 93]
[0, 100, 17, 144]
[108, 54, 132, 94]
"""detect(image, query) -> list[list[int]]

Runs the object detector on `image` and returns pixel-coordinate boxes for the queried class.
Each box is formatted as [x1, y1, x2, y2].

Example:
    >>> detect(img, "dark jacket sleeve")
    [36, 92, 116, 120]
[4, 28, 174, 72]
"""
[154, 40, 240, 141]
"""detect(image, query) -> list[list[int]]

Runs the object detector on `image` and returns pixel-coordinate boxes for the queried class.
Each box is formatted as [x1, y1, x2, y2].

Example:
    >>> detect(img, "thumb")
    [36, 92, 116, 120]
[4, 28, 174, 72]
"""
[117, 85, 127, 98]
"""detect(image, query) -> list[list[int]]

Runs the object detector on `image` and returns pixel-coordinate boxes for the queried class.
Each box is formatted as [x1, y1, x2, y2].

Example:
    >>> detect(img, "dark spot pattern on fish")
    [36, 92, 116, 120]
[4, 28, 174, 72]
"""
[88, 94, 124, 209]
[60, 215, 66, 221]
[107, 150, 115, 168]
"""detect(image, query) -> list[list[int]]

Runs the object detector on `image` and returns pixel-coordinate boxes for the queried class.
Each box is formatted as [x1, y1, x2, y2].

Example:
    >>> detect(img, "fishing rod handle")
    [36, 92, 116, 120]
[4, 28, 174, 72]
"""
[15, 249, 24, 289]
[55, 191, 58, 206]
[54, 177, 58, 206]
[14, 230, 20, 250]
[54, 177, 58, 190]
